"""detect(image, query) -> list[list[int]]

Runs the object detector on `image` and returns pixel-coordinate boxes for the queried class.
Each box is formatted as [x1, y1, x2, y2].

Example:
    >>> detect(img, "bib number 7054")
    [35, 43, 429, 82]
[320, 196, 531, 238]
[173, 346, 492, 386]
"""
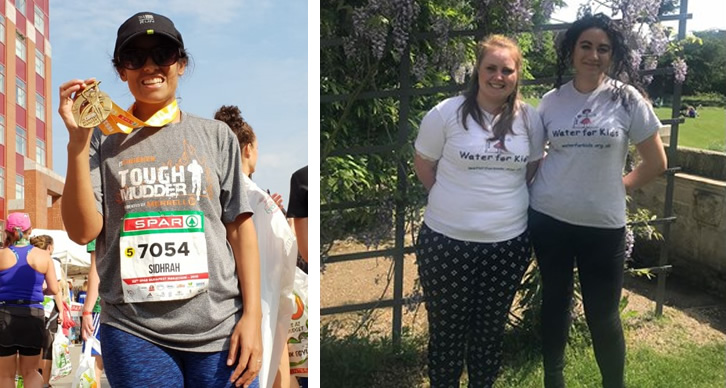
[130, 242, 190, 259]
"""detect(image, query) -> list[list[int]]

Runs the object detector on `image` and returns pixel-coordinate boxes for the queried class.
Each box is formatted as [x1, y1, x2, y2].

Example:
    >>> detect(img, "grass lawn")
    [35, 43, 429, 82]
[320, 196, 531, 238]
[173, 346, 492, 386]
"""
[523, 98, 726, 151]
[321, 327, 726, 388]
[495, 340, 725, 388]
[654, 106, 726, 150]
[321, 295, 726, 388]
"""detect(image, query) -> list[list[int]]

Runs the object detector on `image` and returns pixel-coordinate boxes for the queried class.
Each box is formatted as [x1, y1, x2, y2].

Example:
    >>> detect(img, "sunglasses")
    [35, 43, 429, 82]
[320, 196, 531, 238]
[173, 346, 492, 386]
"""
[118, 46, 181, 70]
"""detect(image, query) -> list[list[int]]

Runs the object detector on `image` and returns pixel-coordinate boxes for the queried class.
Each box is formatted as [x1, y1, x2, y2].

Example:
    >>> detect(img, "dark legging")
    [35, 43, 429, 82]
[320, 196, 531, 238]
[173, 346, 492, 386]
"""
[528, 209, 626, 388]
[415, 223, 531, 388]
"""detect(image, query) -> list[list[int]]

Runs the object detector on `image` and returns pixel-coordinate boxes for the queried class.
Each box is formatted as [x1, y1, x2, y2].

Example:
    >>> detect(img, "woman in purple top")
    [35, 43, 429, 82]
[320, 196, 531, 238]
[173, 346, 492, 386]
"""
[0, 212, 59, 387]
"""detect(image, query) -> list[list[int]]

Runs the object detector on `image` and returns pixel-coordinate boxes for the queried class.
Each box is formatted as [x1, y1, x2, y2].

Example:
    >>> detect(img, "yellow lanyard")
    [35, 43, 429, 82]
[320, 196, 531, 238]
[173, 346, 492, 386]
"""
[98, 100, 179, 135]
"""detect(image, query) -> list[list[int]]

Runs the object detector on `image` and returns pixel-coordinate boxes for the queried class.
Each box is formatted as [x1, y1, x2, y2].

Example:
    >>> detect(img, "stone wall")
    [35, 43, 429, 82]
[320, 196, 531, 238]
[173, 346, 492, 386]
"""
[667, 145, 726, 181]
[631, 146, 726, 297]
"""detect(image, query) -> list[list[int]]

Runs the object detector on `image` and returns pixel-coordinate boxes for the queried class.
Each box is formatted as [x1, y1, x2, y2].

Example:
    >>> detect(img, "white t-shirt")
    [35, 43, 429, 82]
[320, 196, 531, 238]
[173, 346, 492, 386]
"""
[52, 258, 63, 281]
[415, 95, 545, 243]
[243, 175, 297, 388]
[530, 79, 662, 228]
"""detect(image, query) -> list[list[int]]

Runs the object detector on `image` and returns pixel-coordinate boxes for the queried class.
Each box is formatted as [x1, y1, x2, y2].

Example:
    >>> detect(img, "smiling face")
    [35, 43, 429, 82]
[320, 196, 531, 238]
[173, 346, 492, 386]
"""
[117, 35, 186, 117]
[476, 47, 519, 109]
[572, 27, 612, 80]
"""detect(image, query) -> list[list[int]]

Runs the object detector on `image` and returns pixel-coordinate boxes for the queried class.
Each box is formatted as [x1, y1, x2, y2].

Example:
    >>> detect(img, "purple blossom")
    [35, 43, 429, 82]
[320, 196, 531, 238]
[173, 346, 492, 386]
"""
[348, 0, 420, 61]
[614, 0, 661, 30]
[343, 37, 359, 59]
[672, 57, 688, 83]
[624, 226, 635, 261]
[642, 56, 657, 84]
[630, 49, 642, 72]
[648, 24, 668, 57]
[452, 62, 473, 85]
[508, 0, 534, 30]
[540, 0, 556, 19]
[431, 14, 450, 50]
[412, 53, 429, 81]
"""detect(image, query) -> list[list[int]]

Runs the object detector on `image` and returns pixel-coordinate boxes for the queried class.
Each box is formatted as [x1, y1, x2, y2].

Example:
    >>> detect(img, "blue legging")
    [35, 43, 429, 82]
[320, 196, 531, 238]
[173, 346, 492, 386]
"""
[100, 324, 260, 388]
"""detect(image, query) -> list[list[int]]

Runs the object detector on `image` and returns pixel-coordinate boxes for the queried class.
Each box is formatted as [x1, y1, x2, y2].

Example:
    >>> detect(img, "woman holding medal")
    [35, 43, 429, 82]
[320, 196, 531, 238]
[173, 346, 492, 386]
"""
[58, 12, 262, 388]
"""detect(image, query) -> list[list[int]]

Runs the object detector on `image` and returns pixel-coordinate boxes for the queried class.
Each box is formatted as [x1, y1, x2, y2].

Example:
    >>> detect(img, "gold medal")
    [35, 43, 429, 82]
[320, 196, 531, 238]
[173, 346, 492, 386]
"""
[72, 81, 112, 128]
[70, 80, 179, 135]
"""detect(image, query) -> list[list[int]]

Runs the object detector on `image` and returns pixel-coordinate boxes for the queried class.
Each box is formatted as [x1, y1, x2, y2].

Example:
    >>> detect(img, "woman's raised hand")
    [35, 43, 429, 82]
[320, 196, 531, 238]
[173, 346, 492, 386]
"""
[58, 78, 97, 145]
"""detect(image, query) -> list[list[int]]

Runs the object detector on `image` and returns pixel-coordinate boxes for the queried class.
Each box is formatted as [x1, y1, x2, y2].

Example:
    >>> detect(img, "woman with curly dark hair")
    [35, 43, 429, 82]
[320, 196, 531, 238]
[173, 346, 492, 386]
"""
[528, 13, 667, 388]
[214, 105, 300, 388]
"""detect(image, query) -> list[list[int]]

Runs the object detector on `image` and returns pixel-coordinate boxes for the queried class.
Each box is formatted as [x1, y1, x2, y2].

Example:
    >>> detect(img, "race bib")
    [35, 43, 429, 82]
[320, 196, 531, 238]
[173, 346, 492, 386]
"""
[119, 211, 209, 303]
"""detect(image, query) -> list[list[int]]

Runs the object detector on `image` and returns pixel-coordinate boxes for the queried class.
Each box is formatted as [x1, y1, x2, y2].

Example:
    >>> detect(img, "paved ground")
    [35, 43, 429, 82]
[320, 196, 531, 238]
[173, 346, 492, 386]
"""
[47, 344, 109, 388]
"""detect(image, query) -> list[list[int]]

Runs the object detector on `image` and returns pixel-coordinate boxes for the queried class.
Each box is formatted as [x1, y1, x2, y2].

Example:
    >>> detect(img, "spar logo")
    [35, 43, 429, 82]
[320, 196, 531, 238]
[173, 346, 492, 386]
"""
[124, 214, 202, 232]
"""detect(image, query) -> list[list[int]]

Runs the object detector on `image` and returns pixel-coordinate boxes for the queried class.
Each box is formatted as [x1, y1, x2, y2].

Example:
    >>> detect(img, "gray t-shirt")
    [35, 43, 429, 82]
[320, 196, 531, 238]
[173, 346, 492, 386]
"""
[90, 112, 252, 352]
[530, 79, 662, 227]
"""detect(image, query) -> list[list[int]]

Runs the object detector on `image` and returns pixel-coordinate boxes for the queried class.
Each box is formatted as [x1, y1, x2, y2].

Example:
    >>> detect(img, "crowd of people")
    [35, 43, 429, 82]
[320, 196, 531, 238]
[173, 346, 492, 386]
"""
[414, 13, 666, 388]
[2, 10, 307, 388]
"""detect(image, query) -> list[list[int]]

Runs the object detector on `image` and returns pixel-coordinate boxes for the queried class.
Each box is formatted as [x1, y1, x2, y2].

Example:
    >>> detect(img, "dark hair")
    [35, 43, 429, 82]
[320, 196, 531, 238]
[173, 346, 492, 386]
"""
[556, 13, 645, 105]
[458, 35, 523, 147]
[214, 105, 256, 147]
[30, 235, 54, 250]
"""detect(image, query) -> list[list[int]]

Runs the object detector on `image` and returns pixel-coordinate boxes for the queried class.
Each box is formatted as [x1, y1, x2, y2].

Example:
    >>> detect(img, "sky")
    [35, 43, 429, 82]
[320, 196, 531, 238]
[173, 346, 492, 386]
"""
[49, 0, 308, 198]
[550, 0, 726, 32]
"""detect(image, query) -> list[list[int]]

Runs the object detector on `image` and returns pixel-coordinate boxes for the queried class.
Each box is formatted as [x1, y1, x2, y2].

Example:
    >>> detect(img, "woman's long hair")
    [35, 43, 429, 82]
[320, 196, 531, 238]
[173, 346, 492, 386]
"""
[458, 34, 523, 146]
[555, 13, 645, 107]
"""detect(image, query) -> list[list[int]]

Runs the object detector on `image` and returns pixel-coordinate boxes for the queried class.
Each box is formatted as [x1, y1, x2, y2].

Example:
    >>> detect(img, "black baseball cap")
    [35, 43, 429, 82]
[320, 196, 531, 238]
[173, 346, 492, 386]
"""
[114, 12, 184, 60]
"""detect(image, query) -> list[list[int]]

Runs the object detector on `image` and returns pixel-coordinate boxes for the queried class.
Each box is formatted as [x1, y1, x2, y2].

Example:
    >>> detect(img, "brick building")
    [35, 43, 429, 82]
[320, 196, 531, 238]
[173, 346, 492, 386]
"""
[0, 0, 64, 232]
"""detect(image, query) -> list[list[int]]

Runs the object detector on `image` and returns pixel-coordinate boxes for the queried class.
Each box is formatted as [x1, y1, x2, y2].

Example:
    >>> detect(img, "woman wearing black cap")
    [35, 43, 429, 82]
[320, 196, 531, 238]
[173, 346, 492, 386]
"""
[57, 12, 262, 388]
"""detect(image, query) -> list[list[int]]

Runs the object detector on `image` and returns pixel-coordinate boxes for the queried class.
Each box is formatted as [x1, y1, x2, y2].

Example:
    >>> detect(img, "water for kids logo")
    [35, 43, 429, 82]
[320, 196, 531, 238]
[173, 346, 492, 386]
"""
[573, 108, 596, 128]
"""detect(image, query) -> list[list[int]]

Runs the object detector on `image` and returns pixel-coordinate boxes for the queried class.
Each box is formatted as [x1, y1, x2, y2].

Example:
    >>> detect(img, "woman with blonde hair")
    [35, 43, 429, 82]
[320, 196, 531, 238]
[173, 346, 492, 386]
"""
[413, 35, 544, 387]
[30, 234, 67, 388]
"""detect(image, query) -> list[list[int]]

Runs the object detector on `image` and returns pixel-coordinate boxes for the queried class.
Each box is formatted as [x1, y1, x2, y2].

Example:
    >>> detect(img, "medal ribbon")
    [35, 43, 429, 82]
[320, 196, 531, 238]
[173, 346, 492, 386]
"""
[98, 100, 179, 135]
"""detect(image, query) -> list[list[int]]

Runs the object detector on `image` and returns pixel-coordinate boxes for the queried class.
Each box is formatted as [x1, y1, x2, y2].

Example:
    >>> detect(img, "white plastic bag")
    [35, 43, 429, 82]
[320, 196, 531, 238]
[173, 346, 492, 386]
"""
[50, 331, 72, 381]
[72, 336, 100, 388]
[246, 178, 298, 388]
[288, 267, 308, 377]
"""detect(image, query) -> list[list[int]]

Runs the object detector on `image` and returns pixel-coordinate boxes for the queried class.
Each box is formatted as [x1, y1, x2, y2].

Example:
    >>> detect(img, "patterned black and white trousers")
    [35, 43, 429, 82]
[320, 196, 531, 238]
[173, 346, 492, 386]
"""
[415, 223, 532, 388]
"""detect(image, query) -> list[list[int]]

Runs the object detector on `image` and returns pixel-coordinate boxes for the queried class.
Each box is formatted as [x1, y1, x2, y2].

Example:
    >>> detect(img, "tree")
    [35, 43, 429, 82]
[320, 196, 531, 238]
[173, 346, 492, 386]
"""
[647, 29, 725, 100]
[321, 0, 688, 257]
[321, 0, 565, 257]
[680, 30, 725, 96]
